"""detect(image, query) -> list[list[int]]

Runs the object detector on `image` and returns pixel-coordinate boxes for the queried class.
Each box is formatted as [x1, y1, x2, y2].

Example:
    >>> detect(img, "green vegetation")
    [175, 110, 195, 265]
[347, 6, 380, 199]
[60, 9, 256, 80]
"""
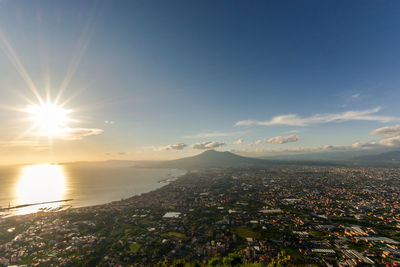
[129, 244, 141, 253]
[162, 231, 187, 239]
[233, 227, 260, 239]
[156, 253, 264, 266]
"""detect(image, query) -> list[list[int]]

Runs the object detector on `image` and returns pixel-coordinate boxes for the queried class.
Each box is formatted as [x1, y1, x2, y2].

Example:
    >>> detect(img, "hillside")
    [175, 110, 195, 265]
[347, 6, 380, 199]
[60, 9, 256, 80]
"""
[138, 150, 271, 170]
[354, 151, 400, 163]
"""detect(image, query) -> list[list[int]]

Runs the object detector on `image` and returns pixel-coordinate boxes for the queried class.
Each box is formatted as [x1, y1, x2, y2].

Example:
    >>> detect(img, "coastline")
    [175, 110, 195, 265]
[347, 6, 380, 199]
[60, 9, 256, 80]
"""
[0, 167, 187, 219]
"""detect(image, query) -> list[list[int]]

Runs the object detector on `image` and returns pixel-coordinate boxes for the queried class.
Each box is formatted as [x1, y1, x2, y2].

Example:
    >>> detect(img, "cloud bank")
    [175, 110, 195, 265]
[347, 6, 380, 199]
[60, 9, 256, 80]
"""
[369, 124, 400, 147]
[235, 107, 397, 127]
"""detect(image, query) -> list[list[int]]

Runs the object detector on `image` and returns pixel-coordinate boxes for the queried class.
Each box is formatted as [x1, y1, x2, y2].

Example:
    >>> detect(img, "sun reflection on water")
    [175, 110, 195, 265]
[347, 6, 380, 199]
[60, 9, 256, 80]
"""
[14, 164, 67, 215]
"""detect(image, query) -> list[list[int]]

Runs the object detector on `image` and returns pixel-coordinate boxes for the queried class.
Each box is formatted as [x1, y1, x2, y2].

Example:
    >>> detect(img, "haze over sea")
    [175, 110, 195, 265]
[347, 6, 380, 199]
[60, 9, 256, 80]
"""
[0, 164, 185, 217]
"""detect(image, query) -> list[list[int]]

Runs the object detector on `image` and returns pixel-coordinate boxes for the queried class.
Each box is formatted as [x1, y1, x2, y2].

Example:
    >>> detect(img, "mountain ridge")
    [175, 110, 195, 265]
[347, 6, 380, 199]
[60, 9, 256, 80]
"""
[135, 149, 272, 170]
[354, 150, 400, 162]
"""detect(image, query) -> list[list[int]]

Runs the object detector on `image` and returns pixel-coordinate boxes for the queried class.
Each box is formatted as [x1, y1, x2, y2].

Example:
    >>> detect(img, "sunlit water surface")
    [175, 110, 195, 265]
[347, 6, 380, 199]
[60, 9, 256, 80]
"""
[14, 164, 67, 215]
[0, 164, 185, 217]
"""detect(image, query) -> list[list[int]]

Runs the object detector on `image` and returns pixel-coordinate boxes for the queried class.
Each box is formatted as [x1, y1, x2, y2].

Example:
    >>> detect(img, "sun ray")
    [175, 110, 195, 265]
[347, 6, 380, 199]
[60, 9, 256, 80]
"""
[37, 17, 52, 105]
[13, 90, 37, 106]
[58, 83, 91, 108]
[0, 104, 26, 113]
[55, 4, 99, 105]
[0, 27, 44, 104]
[0, 123, 42, 154]
[0, 5, 104, 148]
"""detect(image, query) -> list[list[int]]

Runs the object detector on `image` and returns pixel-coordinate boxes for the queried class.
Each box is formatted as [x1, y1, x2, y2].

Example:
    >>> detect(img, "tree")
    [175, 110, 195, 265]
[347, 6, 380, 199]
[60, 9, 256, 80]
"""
[222, 252, 243, 266]
[267, 252, 293, 267]
[208, 256, 223, 266]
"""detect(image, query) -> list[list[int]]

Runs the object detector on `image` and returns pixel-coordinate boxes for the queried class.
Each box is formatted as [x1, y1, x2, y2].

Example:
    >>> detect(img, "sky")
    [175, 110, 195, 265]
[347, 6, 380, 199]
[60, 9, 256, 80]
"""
[0, 0, 400, 164]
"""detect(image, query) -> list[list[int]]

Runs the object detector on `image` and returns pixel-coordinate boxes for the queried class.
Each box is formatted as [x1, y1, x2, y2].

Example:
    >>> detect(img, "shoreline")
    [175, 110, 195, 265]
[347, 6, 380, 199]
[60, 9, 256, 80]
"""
[0, 167, 187, 219]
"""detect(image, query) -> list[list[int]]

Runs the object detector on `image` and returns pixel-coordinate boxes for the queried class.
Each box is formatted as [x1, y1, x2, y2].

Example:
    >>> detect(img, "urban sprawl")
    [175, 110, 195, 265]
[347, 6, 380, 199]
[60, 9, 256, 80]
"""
[0, 166, 399, 266]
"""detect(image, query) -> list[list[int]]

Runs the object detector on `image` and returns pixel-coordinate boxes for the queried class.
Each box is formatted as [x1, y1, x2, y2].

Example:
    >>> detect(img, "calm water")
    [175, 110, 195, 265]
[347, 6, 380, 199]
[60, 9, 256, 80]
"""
[0, 164, 185, 216]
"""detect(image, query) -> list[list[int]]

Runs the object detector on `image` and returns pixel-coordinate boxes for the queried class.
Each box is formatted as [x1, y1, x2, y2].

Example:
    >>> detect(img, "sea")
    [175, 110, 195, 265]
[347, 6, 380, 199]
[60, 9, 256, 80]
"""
[0, 163, 186, 217]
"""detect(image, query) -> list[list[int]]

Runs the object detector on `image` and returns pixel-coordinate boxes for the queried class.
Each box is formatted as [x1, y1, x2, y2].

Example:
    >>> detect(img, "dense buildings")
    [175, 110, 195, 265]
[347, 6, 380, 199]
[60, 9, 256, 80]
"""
[0, 166, 399, 266]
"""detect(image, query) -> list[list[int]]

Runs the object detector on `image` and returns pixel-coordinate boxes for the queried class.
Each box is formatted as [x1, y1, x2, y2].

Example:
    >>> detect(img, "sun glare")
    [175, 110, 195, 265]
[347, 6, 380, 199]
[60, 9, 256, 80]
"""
[14, 164, 67, 215]
[25, 103, 72, 137]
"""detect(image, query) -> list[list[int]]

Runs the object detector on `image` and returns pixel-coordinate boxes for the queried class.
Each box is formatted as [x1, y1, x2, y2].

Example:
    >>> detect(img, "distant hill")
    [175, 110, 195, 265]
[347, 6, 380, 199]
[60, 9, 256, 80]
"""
[138, 150, 272, 170]
[354, 151, 400, 163]
[64, 150, 400, 171]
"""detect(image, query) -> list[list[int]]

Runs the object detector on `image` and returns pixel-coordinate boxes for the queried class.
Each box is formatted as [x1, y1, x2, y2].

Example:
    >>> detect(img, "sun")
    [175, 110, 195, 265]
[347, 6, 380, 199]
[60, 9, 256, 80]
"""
[25, 103, 73, 137]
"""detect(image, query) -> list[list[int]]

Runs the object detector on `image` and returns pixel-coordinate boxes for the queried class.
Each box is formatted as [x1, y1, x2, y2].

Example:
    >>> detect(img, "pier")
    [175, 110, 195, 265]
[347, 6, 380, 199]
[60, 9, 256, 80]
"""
[0, 199, 73, 211]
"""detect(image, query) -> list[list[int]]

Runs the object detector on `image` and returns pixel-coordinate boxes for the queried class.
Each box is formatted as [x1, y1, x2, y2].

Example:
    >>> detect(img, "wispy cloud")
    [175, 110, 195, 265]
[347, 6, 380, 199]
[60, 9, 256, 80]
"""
[0, 140, 48, 150]
[183, 131, 247, 139]
[61, 128, 104, 140]
[370, 124, 400, 138]
[235, 107, 397, 127]
[283, 129, 301, 134]
[267, 135, 301, 144]
[104, 151, 129, 156]
[192, 141, 226, 150]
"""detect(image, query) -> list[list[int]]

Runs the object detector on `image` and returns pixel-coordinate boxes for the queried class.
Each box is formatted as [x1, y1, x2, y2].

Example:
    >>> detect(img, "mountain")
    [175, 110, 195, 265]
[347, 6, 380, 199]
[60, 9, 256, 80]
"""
[354, 151, 400, 163]
[62, 150, 400, 171]
[137, 150, 272, 170]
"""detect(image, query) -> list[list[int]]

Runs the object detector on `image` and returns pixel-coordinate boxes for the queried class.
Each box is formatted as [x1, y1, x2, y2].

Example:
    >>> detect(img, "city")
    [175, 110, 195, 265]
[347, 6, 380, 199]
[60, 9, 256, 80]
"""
[1, 166, 399, 266]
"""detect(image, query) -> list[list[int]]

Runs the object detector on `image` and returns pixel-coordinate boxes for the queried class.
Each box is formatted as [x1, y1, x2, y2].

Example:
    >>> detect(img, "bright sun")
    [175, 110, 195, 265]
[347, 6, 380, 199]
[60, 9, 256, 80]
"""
[25, 103, 72, 137]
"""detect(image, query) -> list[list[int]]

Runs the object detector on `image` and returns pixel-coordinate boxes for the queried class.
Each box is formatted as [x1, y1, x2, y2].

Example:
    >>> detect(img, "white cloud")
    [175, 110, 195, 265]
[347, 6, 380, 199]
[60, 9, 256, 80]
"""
[351, 141, 379, 149]
[378, 136, 400, 147]
[61, 128, 104, 140]
[370, 124, 400, 138]
[233, 138, 243, 145]
[367, 124, 400, 148]
[347, 124, 400, 149]
[192, 141, 226, 150]
[183, 131, 246, 138]
[235, 107, 397, 127]
[161, 143, 187, 151]
[267, 135, 301, 144]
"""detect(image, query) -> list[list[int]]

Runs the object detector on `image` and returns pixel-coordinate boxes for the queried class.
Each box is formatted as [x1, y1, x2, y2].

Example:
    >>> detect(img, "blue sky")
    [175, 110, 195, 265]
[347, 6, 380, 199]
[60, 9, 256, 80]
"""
[0, 0, 400, 163]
